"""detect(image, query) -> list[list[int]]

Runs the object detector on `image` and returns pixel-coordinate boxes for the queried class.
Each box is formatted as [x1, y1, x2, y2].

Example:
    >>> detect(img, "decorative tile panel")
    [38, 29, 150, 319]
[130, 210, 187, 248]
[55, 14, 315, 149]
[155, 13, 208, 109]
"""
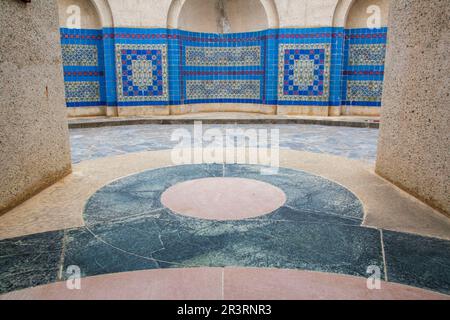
[278, 44, 331, 102]
[115, 44, 168, 102]
[64, 81, 100, 103]
[60, 28, 105, 107]
[342, 28, 388, 106]
[346, 80, 383, 102]
[61, 44, 98, 66]
[59, 27, 388, 109]
[186, 80, 260, 100]
[349, 44, 386, 66]
[185, 46, 261, 67]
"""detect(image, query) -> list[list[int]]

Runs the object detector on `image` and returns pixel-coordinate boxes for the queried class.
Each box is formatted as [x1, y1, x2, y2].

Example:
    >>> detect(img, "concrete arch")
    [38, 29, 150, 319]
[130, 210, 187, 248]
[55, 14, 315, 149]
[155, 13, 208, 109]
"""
[260, 0, 280, 29]
[332, 0, 356, 27]
[167, 0, 279, 31]
[333, 0, 389, 28]
[57, 0, 113, 28]
[90, 0, 114, 28]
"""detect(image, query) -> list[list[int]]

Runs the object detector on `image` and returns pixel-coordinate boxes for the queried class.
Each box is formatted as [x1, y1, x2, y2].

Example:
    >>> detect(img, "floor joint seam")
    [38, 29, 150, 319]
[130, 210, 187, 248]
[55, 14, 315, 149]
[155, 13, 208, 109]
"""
[380, 229, 389, 282]
[221, 268, 225, 300]
[57, 230, 68, 281]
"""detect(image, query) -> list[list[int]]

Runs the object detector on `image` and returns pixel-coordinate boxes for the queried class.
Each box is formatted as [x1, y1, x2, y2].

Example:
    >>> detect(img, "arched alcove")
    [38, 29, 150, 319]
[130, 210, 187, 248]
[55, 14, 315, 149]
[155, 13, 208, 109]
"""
[332, 0, 355, 27]
[333, 0, 389, 29]
[168, 0, 279, 33]
[346, 0, 389, 28]
[57, 0, 113, 118]
[57, 0, 102, 29]
[334, 0, 390, 117]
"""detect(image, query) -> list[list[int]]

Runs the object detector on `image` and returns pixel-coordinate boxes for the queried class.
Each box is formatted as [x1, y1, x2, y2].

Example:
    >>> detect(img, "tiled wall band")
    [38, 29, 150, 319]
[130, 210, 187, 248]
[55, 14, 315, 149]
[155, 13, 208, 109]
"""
[60, 27, 388, 109]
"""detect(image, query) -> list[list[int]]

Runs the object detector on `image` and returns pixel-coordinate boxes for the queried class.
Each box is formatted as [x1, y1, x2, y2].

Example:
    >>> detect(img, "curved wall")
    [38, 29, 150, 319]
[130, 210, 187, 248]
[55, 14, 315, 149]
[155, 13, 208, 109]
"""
[346, 0, 389, 29]
[58, 0, 107, 117]
[340, 0, 389, 116]
[57, 0, 390, 117]
[0, 0, 72, 214]
[376, 0, 450, 215]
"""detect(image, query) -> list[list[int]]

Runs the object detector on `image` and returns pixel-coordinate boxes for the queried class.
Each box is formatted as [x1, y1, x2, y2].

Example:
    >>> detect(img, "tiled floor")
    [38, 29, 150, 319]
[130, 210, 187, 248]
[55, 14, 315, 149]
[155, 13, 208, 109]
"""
[1, 164, 449, 297]
[3, 268, 449, 300]
[1, 124, 449, 299]
[70, 124, 379, 164]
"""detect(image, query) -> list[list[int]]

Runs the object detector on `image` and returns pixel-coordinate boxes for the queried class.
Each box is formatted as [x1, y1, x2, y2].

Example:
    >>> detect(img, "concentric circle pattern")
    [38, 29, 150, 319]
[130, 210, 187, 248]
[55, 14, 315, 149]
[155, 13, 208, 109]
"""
[78, 164, 375, 280]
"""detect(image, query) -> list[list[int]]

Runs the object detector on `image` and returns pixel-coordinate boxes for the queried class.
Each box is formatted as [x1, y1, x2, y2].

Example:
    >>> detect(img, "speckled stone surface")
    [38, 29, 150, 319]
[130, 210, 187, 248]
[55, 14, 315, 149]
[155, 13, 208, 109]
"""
[376, 0, 450, 215]
[0, 0, 72, 214]
[70, 124, 379, 164]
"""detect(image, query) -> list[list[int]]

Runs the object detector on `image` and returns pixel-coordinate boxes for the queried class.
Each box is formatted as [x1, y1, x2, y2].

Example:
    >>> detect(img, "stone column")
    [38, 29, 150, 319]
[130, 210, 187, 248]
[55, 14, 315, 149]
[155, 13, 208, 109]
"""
[376, 0, 449, 215]
[0, 0, 72, 214]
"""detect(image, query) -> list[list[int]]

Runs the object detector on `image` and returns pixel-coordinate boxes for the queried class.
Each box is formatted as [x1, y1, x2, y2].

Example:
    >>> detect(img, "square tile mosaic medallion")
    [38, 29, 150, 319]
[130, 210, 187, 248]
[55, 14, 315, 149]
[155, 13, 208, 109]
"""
[186, 80, 261, 100]
[61, 44, 98, 67]
[115, 44, 168, 102]
[346, 80, 383, 102]
[185, 46, 261, 67]
[278, 43, 331, 102]
[64, 81, 101, 103]
[349, 43, 386, 66]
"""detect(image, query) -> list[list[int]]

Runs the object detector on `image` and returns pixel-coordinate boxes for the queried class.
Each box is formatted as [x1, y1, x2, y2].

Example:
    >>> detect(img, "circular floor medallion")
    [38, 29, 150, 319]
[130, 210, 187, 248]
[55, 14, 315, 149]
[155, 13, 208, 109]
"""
[161, 177, 287, 220]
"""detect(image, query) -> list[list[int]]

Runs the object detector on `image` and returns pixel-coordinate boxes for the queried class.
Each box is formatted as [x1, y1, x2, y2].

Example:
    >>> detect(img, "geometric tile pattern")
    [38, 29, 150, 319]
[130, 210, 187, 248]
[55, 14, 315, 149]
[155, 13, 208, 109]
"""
[346, 80, 383, 102]
[349, 44, 386, 66]
[59, 27, 388, 108]
[185, 46, 261, 67]
[278, 44, 331, 102]
[61, 44, 98, 66]
[342, 28, 388, 107]
[64, 81, 101, 103]
[186, 80, 260, 100]
[115, 44, 168, 102]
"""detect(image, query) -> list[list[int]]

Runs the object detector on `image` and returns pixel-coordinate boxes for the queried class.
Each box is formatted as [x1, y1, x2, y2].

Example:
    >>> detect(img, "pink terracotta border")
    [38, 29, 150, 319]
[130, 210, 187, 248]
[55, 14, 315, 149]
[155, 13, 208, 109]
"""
[1, 268, 448, 300]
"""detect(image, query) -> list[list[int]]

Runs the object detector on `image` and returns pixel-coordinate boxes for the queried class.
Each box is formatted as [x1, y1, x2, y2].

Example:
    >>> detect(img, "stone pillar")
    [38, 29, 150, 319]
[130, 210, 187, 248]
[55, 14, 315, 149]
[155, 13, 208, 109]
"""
[376, 0, 449, 215]
[0, 0, 72, 214]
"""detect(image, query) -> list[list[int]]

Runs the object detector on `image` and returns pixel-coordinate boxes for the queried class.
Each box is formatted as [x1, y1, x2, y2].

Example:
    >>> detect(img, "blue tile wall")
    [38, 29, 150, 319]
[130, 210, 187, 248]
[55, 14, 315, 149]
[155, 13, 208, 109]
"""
[60, 28, 106, 107]
[342, 28, 388, 107]
[178, 29, 266, 104]
[60, 27, 387, 109]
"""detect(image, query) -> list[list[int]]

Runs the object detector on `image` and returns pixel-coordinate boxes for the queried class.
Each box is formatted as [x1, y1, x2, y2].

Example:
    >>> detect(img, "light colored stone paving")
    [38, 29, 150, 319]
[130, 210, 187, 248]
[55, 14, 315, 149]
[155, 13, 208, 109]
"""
[0, 149, 448, 241]
[1, 268, 447, 300]
[70, 124, 379, 164]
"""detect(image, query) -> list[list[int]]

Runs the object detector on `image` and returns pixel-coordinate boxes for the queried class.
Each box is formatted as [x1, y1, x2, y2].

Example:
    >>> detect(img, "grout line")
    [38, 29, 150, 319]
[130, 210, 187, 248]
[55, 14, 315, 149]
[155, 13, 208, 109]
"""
[380, 229, 389, 282]
[221, 268, 225, 300]
[57, 230, 68, 281]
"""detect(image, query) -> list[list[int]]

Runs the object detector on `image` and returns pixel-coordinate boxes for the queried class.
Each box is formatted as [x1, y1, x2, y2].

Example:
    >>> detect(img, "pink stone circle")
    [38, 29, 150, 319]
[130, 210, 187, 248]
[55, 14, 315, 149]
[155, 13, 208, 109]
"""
[160, 177, 287, 220]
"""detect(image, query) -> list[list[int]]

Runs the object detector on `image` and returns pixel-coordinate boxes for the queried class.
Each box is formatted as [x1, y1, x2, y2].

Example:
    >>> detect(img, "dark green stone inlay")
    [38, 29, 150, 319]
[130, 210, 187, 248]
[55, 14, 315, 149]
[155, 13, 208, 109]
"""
[383, 231, 450, 295]
[0, 231, 64, 294]
[63, 213, 383, 279]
